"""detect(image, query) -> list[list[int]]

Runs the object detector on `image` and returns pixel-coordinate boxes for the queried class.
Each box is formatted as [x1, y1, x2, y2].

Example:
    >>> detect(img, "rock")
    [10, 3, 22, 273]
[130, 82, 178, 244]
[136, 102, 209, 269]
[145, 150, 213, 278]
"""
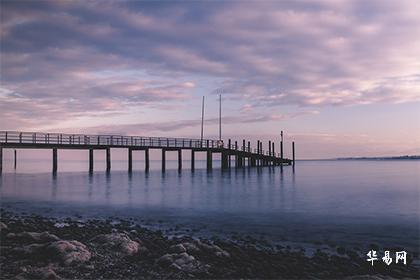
[0, 222, 8, 231]
[192, 240, 230, 258]
[45, 240, 91, 266]
[38, 267, 60, 280]
[157, 252, 202, 272]
[11, 231, 60, 243]
[182, 242, 200, 254]
[169, 244, 186, 254]
[13, 243, 45, 256]
[91, 232, 141, 256]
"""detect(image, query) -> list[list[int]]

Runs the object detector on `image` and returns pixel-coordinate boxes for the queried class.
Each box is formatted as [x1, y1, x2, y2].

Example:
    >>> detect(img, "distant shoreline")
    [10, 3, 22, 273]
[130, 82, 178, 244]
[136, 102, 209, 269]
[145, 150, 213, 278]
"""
[299, 155, 420, 161]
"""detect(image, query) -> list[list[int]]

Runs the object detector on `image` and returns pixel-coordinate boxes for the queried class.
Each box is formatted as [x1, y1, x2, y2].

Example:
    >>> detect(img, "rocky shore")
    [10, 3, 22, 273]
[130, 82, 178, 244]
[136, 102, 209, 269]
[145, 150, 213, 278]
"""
[1, 210, 418, 279]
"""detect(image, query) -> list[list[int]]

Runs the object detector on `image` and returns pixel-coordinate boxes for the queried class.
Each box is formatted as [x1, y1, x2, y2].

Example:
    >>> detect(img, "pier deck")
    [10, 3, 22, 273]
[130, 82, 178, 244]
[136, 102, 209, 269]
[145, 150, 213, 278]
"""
[0, 131, 293, 173]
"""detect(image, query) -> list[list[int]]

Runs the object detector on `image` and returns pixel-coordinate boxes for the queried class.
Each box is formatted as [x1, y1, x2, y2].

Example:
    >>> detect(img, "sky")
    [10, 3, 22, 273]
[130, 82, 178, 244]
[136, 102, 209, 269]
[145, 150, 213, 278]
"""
[1, 0, 419, 159]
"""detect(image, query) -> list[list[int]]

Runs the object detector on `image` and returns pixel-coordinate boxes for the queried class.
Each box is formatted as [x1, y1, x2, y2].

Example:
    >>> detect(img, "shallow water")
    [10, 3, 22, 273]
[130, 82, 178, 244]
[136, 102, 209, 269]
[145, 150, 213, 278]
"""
[1, 159, 419, 253]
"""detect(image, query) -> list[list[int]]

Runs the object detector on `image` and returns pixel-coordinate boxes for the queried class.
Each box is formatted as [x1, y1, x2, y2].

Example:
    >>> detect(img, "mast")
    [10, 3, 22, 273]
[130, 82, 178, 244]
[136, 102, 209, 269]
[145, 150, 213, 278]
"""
[201, 96, 205, 142]
[219, 94, 222, 141]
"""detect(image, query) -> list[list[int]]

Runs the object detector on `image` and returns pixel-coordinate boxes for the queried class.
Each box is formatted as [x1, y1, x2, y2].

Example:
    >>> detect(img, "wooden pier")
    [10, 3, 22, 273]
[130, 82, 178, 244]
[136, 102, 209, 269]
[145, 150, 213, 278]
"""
[0, 131, 293, 173]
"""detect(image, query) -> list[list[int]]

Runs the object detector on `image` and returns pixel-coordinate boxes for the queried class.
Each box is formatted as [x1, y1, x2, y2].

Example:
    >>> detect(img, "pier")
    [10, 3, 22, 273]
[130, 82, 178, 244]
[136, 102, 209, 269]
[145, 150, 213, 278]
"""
[0, 131, 293, 173]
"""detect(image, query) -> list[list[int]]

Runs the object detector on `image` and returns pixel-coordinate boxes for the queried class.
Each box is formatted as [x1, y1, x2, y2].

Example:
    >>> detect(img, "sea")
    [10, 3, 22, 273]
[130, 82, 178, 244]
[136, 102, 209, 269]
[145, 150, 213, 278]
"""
[1, 158, 419, 256]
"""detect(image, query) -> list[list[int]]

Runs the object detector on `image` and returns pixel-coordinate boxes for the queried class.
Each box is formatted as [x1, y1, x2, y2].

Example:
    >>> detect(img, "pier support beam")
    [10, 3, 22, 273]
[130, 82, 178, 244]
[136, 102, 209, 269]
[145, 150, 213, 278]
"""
[145, 149, 150, 172]
[162, 149, 166, 171]
[89, 149, 94, 173]
[292, 141, 295, 166]
[280, 141, 283, 162]
[128, 148, 133, 173]
[191, 150, 195, 170]
[52, 148, 58, 174]
[0, 147, 3, 173]
[14, 149, 17, 169]
[221, 151, 229, 169]
[206, 150, 212, 170]
[178, 149, 182, 171]
[106, 148, 111, 172]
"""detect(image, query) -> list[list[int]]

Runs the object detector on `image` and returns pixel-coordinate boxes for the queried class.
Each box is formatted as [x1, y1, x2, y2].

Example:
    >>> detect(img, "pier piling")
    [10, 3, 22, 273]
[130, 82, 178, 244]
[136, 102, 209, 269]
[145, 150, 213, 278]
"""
[178, 149, 182, 171]
[162, 149, 166, 171]
[0, 147, 3, 173]
[52, 148, 58, 174]
[14, 149, 17, 169]
[128, 148, 133, 172]
[207, 150, 212, 169]
[292, 141, 295, 166]
[191, 150, 195, 170]
[106, 148, 111, 172]
[145, 149, 150, 172]
[89, 149, 94, 173]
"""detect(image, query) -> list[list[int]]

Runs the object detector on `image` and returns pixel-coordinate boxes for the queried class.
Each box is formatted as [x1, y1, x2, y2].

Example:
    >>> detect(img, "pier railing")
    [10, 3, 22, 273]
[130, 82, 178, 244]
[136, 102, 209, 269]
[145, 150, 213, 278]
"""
[0, 131, 223, 149]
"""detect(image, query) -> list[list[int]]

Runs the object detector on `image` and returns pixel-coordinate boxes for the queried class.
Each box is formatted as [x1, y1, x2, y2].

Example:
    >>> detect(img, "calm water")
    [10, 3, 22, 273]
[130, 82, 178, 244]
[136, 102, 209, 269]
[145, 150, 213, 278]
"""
[1, 160, 419, 253]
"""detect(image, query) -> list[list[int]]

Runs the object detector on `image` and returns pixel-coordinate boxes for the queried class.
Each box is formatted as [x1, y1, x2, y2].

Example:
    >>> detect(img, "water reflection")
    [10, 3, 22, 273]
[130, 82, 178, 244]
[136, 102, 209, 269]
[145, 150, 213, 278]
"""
[1, 161, 419, 251]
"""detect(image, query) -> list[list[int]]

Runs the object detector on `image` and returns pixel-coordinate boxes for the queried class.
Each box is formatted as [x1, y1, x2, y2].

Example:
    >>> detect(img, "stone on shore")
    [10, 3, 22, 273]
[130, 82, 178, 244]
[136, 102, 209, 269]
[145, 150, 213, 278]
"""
[10, 231, 60, 243]
[45, 240, 91, 266]
[91, 232, 142, 256]
[157, 252, 205, 272]
[181, 240, 230, 258]
[0, 222, 8, 231]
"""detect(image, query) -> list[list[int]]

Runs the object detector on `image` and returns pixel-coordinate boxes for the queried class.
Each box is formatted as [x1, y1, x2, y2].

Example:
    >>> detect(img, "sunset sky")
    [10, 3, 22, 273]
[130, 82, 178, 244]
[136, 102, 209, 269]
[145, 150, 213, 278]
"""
[1, 0, 419, 159]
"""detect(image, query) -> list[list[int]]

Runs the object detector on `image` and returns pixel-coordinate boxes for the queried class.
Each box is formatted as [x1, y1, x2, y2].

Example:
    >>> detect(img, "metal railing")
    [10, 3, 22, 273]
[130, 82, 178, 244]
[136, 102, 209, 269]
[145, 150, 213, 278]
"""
[0, 131, 223, 149]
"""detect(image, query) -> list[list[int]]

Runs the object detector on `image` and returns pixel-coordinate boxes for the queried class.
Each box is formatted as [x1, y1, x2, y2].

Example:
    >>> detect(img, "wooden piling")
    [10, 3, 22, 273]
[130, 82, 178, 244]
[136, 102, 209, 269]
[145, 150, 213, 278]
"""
[228, 139, 231, 149]
[89, 149, 94, 173]
[145, 149, 150, 172]
[207, 150, 212, 169]
[128, 148, 133, 172]
[0, 147, 3, 173]
[14, 149, 17, 169]
[292, 141, 295, 166]
[178, 149, 182, 171]
[242, 139, 245, 151]
[52, 148, 58, 173]
[106, 148, 111, 172]
[191, 150, 195, 170]
[269, 141, 271, 156]
[221, 151, 228, 169]
[272, 142, 275, 157]
[280, 141, 283, 161]
[162, 149, 166, 171]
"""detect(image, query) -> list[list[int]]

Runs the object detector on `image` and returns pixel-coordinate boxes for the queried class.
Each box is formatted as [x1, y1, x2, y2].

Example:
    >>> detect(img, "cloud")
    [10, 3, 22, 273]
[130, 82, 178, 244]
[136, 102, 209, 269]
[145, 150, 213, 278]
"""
[1, 0, 419, 131]
[67, 110, 318, 136]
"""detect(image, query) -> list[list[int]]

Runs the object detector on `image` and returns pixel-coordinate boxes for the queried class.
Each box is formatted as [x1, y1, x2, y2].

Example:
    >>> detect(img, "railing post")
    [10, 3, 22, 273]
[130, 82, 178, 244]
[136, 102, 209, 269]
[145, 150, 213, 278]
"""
[19, 133, 22, 143]
[5, 132, 7, 143]
[228, 139, 231, 149]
